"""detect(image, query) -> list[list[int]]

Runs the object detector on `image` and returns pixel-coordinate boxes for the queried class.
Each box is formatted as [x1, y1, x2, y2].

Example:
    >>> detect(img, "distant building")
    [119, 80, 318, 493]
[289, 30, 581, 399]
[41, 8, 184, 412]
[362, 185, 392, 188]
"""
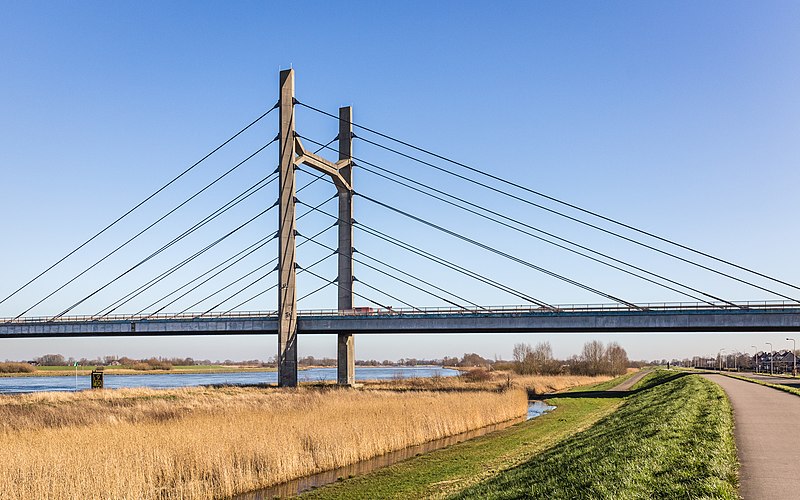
[754, 350, 798, 374]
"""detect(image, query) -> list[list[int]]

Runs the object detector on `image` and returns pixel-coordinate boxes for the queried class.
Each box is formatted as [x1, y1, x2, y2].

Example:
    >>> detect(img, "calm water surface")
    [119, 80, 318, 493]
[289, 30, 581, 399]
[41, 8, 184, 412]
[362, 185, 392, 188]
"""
[0, 366, 459, 394]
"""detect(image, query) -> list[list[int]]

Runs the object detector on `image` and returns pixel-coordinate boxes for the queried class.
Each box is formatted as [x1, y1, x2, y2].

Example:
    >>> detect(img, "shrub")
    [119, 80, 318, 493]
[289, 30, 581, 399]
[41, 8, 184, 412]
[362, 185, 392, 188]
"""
[462, 368, 492, 382]
[0, 362, 36, 374]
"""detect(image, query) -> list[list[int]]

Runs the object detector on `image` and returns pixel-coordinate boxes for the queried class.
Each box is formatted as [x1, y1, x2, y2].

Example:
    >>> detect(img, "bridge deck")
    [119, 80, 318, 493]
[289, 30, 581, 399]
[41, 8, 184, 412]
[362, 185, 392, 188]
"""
[2, 302, 800, 338]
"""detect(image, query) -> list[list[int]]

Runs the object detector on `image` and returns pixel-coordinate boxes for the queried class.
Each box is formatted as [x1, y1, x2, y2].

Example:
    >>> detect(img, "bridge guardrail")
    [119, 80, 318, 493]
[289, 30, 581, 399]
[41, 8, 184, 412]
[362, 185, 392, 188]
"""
[3, 300, 800, 325]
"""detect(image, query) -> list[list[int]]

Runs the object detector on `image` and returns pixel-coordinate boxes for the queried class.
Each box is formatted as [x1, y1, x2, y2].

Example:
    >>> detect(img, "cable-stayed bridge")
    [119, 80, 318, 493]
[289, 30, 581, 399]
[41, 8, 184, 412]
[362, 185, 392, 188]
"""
[2, 69, 800, 387]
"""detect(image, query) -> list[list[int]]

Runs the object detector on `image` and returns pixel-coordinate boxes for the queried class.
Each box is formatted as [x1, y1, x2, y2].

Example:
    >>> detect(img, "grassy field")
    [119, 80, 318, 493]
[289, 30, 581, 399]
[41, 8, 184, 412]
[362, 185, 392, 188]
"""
[0, 382, 527, 498]
[300, 376, 628, 499]
[303, 371, 738, 499]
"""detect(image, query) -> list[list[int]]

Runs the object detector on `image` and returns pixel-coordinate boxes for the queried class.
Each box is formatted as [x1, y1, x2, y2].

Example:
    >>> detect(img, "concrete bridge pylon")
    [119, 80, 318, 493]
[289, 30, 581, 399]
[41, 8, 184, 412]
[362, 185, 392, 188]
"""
[277, 69, 355, 387]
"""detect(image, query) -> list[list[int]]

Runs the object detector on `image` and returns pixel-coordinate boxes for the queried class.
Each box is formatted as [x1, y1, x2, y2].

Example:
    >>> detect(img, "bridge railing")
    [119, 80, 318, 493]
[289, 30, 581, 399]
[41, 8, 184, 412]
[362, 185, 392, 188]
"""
[3, 300, 799, 325]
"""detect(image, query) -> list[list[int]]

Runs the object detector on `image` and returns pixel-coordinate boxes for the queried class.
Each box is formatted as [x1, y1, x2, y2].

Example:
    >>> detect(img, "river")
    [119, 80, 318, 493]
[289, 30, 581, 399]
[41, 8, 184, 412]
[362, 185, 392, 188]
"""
[0, 366, 459, 394]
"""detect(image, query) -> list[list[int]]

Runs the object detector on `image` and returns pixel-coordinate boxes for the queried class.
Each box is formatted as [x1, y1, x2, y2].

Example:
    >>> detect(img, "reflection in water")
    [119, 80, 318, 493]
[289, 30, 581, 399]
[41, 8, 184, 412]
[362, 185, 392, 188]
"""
[236, 401, 556, 499]
[0, 366, 459, 394]
[527, 400, 557, 419]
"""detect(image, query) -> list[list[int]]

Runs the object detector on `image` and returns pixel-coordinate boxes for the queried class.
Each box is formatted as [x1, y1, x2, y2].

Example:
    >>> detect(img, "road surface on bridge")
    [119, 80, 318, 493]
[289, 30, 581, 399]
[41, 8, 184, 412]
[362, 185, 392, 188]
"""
[702, 374, 800, 499]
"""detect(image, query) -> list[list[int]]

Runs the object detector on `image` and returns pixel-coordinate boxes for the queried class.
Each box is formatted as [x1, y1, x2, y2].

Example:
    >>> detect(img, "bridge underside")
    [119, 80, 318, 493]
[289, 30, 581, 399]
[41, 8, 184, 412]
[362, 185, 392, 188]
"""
[3, 308, 800, 338]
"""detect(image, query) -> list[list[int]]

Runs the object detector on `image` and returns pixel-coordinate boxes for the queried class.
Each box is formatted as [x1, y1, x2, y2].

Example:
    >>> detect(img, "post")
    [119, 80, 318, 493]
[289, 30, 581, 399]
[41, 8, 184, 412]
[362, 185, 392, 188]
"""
[337, 106, 355, 386]
[278, 69, 298, 387]
[766, 342, 773, 375]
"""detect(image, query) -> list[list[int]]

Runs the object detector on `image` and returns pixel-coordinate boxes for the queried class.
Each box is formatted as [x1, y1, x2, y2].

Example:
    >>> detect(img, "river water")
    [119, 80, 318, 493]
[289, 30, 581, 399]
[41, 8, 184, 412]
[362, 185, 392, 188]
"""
[0, 366, 459, 394]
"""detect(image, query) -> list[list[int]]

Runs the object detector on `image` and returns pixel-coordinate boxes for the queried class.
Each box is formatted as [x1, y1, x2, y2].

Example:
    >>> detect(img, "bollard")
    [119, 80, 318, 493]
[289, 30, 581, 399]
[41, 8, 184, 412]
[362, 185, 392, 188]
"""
[91, 367, 104, 389]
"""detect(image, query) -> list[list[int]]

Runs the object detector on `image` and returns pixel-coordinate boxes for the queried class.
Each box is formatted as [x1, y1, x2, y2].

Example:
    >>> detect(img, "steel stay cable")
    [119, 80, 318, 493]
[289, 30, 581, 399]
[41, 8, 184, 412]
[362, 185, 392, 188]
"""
[293, 193, 551, 307]
[94, 169, 282, 318]
[357, 225, 543, 308]
[350, 135, 800, 303]
[346, 156, 725, 308]
[354, 250, 486, 310]
[356, 193, 641, 310]
[100, 137, 336, 319]
[134, 233, 277, 317]
[297, 278, 336, 304]
[300, 267, 402, 312]
[53, 192, 280, 321]
[168, 197, 336, 318]
[131, 138, 338, 317]
[301, 134, 748, 307]
[209, 251, 336, 317]
[305, 132, 798, 304]
[298, 233, 472, 310]
[353, 277, 421, 312]
[137, 184, 337, 318]
[160, 222, 336, 318]
[298, 100, 800, 296]
[96, 232, 276, 320]
[16, 140, 279, 320]
[0, 104, 278, 307]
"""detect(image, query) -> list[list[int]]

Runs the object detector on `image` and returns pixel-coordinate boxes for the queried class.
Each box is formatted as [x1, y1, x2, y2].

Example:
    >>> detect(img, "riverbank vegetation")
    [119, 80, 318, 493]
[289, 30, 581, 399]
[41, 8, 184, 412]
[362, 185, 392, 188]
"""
[0, 362, 35, 373]
[0, 384, 527, 498]
[305, 371, 738, 499]
[505, 340, 629, 376]
[301, 376, 627, 499]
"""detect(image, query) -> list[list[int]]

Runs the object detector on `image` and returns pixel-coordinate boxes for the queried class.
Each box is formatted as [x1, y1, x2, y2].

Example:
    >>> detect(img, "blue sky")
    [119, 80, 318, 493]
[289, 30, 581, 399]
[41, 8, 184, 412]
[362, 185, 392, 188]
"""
[1, 1, 799, 362]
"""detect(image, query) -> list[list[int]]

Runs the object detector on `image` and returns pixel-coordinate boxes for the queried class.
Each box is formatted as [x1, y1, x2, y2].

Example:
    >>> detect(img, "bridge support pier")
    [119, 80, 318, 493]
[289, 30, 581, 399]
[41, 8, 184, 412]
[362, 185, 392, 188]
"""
[277, 68, 298, 387]
[276, 70, 356, 388]
[337, 106, 355, 386]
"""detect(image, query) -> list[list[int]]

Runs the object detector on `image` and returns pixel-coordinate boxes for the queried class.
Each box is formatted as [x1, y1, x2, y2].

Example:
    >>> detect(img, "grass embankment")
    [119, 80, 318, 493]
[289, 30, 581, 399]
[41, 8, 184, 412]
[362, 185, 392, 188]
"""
[305, 371, 738, 499]
[301, 376, 627, 499]
[0, 384, 526, 498]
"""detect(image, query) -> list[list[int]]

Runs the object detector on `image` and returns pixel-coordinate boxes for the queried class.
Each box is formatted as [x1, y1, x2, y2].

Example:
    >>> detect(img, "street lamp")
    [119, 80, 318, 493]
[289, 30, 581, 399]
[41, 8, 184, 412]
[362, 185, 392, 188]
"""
[787, 338, 796, 376]
[766, 342, 773, 375]
[718, 348, 726, 371]
[751, 345, 758, 373]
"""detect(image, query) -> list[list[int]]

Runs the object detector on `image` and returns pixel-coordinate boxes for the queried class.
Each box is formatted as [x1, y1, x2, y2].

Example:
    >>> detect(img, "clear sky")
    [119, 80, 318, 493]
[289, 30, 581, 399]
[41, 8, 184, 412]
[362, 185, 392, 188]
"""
[1, 1, 799, 362]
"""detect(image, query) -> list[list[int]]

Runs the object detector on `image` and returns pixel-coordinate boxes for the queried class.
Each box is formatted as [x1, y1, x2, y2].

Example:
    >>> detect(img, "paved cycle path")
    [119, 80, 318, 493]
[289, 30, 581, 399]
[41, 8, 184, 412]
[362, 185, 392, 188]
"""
[608, 369, 652, 392]
[702, 374, 800, 499]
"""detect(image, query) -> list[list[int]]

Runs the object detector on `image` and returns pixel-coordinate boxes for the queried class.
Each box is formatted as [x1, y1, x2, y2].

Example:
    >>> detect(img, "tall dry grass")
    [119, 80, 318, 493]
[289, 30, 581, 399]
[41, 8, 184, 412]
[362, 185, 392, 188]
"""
[364, 370, 613, 395]
[0, 362, 35, 374]
[0, 386, 526, 498]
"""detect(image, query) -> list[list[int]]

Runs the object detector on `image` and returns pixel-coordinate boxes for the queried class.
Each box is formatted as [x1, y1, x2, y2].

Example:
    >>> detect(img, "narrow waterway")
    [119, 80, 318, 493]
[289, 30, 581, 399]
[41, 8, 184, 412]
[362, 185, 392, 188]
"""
[0, 366, 459, 394]
[235, 400, 556, 499]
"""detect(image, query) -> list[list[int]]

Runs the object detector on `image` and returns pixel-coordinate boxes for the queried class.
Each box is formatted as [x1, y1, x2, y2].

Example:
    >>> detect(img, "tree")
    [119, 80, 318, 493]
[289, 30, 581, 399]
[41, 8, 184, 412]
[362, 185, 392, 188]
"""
[37, 354, 66, 366]
[458, 353, 490, 367]
[579, 340, 607, 376]
[513, 343, 533, 364]
[606, 342, 628, 375]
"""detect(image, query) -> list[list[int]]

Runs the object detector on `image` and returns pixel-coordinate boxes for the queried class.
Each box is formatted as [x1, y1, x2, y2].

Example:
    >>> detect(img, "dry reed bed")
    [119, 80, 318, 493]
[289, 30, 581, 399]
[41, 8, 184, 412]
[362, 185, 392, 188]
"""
[0, 386, 527, 499]
[365, 371, 613, 395]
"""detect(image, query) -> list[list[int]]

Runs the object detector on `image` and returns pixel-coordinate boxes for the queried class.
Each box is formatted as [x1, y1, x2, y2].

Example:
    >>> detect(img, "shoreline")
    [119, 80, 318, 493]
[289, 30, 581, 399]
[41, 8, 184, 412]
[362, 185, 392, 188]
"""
[0, 364, 458, 378]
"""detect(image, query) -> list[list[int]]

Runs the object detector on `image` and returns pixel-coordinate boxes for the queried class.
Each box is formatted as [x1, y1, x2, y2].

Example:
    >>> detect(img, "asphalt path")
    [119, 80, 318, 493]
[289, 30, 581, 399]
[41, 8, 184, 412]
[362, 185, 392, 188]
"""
[702, 373, 800, 499]
[608, 369, 652, 392]
[733, 371, 800, 389]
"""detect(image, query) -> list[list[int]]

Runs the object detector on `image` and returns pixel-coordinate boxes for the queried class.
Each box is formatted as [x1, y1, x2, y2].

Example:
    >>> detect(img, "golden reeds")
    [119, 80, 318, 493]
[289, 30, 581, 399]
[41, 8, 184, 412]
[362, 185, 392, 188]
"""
[0, 386, 526, 498]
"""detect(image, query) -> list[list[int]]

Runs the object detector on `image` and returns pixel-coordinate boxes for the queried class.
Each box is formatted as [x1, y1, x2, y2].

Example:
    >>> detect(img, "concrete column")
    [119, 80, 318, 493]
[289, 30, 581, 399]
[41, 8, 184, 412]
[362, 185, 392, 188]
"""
[337, 106, 355, 386]
[277, 69, 298, 387]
